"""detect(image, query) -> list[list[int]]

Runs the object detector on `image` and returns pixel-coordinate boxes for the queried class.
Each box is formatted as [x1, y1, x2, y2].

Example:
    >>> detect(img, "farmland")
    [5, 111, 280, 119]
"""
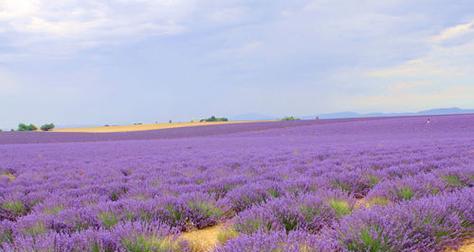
[0, 115, 473, 251]
[53, 120, 261, 133]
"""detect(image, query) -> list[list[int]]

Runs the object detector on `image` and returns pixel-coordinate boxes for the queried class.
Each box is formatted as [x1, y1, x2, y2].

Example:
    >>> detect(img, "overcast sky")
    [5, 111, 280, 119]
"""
[1, 0, 474, 129]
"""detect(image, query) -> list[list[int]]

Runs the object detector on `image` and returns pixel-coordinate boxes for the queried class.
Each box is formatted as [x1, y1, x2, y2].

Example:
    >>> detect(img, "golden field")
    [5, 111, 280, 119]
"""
[53, 120, 267, 133]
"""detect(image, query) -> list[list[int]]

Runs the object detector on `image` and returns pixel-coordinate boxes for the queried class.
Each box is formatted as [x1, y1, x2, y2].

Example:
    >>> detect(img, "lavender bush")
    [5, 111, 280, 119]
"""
[0, 115, 473, 251]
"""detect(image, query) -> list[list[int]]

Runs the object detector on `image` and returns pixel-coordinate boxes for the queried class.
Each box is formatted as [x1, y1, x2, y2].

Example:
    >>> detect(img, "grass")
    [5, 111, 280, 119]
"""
[368, 197, 390, 207]
[0, 229, 13, 244]
[329, 199, 352, 217]
[367, 175, 380, 187]
[442, 175, 466, 187]
[1, 201, 25, 215]
[98, 211, 119, 229]
[122, 235, 176, 252]
[346, 226, 389, 252]
[397, 187, 414, 201]
[235, 218, 273, 234]
[23, 222, 46, 236]
[44, 205, 64, 215]
[188, 201, 223, 220]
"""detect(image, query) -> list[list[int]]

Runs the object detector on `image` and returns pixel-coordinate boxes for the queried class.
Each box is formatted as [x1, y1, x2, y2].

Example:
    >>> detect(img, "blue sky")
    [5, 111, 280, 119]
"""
[1, 0, 474, 129]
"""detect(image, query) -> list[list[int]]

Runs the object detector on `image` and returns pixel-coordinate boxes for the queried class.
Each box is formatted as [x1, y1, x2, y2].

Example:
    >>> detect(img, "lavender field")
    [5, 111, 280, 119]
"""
[0, 115, 473, 252]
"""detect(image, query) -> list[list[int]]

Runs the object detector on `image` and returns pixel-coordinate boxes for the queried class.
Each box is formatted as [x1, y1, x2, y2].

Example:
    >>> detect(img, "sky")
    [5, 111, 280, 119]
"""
[1, 0, 474, 129]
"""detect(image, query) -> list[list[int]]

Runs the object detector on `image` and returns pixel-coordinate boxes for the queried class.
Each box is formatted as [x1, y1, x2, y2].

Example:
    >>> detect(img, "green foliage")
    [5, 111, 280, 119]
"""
[367, 175, 380, 187]
[122, 235, 174, 252]
[2, 201, 25, 215]
[188, 201, 223, 219]
[91, 242, 101, 252]
[0, 229, 13, 244]
[281, 215, 298, 233]
[165, 205, 183, 225]
[17, 123, 37, 131]
[235, 217, 274, 234]
[331, 180, 351, 192]
[40, 123, 55, 131]
[267, 188, 281, 198]
[329, 199, 352, 217]
[200, 116, 229, 122]
[299, 204, 321, 222]
[23, 222, 46, 236]
[98, 211, 118, 229]
[397, 187, 414, 201]
[217, 228, 239, 244]
[44, 205, 64, 215]
[347, 227, 389, 252]
[441, 175, 465, 187]
[368, 197, 390, 206]
[281, 116, 300, 121]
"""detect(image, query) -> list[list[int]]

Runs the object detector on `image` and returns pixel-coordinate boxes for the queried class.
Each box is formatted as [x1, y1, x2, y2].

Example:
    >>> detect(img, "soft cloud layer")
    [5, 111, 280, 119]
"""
[1, 1, 474, 129]
[432, 19, 474, 42]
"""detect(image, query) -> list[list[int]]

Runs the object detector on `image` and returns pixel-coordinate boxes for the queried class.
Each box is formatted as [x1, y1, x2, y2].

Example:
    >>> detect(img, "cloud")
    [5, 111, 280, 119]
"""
[352, 33, 474, 111]
[0, 0, 204, 55]
[351, 84, 474, 111]
[432, 20, 474, 42]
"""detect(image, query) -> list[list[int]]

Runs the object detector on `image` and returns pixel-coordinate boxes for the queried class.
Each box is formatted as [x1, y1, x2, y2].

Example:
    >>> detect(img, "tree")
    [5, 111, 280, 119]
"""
[40, 123, 55, 131]
[18, 123, 37, 131]
[200, 116, 229, 122]
[281, 116, 300, 121]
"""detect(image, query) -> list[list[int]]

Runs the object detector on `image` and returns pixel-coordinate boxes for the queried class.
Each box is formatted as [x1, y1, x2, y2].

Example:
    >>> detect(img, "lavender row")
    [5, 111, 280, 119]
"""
[1, 115, 473, 251]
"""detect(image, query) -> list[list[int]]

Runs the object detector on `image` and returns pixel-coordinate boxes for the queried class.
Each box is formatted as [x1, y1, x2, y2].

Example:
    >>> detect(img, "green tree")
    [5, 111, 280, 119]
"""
[40, 123, 55, 131]
[18, 123, 37, 131]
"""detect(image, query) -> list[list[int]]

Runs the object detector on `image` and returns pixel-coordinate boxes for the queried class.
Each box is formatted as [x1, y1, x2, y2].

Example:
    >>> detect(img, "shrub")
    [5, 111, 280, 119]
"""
[330, 189, 474, 252]
[234, 206, 281, 234]
[40, 123, 55, 131]
[216, 230, 321, 252]
[17, 123, 37, 131]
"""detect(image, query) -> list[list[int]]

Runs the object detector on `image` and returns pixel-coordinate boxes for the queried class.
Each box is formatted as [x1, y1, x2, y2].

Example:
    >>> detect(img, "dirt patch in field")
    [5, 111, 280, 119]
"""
[54, 121, 267, 133]
[446, 238, 474, 252]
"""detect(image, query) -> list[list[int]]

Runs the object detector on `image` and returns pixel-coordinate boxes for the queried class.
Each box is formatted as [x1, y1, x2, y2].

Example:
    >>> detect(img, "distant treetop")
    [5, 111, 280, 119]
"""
[17, 123, 38, 131]
[281, 116, 300, 121]
[200, 116, 229, 122]
[40, 123, 55, 131]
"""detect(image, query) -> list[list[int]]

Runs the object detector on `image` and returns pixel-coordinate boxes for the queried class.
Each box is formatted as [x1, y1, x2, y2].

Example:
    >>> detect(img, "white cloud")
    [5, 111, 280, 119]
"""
[334, 19, 474, 111]
[432, 20, 474, 42]
[0, 0, 203, 54]
[0, 0, 273, 57]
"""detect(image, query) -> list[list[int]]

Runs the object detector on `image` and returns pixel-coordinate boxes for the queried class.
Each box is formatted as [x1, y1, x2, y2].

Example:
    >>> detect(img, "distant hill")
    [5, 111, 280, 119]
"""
[316, 107, 474, 119]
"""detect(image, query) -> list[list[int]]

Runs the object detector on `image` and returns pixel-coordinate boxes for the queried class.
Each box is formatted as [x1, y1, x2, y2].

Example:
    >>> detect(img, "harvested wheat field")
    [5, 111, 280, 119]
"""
[54, 120, 262, 133]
